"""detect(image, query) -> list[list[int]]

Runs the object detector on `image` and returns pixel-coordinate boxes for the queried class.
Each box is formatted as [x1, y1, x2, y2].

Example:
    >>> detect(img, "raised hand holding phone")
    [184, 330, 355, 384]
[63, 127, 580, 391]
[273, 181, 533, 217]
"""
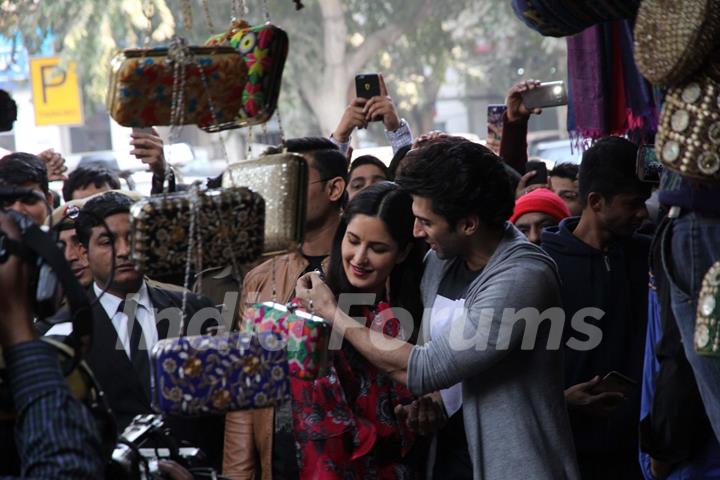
[506, 79, 543, 122]
[362, 73, 401, 132]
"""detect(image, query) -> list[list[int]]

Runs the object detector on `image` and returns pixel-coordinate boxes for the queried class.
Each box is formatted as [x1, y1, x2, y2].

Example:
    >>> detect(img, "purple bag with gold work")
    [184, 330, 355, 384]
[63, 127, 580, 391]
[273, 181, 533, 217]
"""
[151, 331, 290, 416]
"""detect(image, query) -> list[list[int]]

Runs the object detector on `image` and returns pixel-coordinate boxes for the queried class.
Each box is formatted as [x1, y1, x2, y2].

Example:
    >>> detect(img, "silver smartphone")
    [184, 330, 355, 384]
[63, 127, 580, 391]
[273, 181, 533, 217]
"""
[521, 81, 568, 110]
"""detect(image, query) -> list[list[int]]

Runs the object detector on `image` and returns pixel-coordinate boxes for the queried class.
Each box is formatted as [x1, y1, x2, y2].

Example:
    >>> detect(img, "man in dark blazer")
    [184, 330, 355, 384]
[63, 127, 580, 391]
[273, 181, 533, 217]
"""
[73, 191, 225, 469]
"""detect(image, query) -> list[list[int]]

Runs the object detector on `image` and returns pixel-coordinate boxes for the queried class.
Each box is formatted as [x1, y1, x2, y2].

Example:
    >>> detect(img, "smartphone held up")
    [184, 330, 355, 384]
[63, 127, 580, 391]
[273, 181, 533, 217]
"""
[355, 73, 381, 100]
[521, 81, 568, 110]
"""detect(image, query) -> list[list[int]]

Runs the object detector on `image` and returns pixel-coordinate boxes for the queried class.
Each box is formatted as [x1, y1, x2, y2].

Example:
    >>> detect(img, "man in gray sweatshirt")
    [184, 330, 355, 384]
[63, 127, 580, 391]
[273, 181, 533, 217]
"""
[297, 140, 579, 479]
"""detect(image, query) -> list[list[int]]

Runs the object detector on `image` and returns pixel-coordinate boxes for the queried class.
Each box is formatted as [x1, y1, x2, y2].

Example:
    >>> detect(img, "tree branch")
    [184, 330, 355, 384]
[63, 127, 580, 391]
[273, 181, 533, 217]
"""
[318, 0, 347, 70]
[347, 0, 435, 75]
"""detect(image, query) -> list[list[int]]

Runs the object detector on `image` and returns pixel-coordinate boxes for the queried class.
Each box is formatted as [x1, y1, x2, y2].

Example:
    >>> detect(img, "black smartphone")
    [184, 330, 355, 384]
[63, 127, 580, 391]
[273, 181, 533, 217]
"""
[636, 144, 663, 183]
[525, 160, 548, 186]
[521, 81, 568, 110]
[487, 104, 507, 142]
[355, 73, 381, 100]
[132, 127, 154, 135]
[590, 371, 637, 396]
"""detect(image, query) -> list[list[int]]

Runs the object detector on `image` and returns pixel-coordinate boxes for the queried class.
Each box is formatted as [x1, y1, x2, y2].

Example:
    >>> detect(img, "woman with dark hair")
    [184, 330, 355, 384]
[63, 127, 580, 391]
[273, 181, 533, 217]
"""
[346, 155, 389, 200]
[291, 181, 425, 479]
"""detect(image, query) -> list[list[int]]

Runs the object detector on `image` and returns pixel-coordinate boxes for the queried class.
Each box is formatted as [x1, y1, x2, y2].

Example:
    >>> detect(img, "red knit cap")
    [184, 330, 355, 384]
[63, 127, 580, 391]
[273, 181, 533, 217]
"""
[510, 188, 571, 223]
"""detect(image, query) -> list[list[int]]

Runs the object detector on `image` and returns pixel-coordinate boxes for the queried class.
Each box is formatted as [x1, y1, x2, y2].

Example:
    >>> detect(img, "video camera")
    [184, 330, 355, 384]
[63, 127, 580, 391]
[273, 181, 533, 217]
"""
[109, 414, 226, 480]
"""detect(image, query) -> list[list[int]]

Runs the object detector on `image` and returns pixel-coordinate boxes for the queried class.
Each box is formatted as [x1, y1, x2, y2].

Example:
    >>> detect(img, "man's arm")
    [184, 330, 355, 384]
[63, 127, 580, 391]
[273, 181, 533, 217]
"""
[0, 210, 102, 479]
[334, 311, 414, 385]
[499, 80, 542, 174]
[5, 340, 104, 480]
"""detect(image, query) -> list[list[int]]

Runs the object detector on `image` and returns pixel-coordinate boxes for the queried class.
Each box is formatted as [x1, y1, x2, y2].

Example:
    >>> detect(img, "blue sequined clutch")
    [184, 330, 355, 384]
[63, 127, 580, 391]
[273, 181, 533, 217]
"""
[150, 331, 290, 415]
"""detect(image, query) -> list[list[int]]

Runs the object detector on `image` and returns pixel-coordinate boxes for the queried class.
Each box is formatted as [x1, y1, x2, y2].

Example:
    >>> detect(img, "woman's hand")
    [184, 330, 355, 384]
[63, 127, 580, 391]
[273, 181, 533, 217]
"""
[295, 272, 337, 321]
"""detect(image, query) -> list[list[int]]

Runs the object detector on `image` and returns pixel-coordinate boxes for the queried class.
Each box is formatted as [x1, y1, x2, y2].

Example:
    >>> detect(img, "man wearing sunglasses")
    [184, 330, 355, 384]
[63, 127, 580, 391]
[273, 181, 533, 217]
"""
[0, 153, 53, 225]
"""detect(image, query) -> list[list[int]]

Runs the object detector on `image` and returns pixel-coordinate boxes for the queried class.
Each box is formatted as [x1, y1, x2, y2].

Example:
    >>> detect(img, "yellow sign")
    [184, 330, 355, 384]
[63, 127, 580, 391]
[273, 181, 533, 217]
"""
[30, 57, 83, 126]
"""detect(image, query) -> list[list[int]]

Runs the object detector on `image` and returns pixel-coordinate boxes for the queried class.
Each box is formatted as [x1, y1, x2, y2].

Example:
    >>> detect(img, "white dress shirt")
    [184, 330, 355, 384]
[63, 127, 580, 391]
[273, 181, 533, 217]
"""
[93, 282, 158, 362]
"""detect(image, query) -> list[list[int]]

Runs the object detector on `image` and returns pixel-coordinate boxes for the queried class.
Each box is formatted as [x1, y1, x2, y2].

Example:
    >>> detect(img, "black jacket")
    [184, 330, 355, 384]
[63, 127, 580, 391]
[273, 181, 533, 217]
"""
[541, 217, 650, 457]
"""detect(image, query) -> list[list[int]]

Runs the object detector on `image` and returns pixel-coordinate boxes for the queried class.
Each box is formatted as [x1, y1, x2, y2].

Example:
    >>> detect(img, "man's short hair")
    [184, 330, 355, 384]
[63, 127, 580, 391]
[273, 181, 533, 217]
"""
[75, 191, 134, 246]
[349, 155, 388, 177]
[398, 140, 514, 229]
[0, 152, 49, 193]
[550, 162, 579, 181]
[578, 137, 650, 208]
[62, 166, 121, 202]
[311, 149, 350, 184]
[263, 137, 339, 156]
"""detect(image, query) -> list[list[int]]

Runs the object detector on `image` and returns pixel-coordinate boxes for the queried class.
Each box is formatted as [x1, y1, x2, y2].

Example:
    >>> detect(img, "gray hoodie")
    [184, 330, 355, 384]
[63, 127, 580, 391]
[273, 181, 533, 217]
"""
[408, 223, 579, 480]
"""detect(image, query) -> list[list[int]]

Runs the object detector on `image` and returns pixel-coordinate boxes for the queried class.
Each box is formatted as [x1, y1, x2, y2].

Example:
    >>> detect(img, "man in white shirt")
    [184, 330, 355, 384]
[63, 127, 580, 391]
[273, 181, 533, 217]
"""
[73, 191, 225, 468]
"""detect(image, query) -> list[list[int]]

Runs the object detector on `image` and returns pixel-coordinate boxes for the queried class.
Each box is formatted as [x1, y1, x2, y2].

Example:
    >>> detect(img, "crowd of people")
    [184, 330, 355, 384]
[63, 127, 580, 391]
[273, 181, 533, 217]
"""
[0, 75, 718, 480]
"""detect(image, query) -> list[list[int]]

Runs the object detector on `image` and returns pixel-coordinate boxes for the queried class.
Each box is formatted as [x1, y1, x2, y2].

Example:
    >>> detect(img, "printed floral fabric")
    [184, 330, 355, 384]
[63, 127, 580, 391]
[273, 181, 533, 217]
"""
[290, 301, 417, 479]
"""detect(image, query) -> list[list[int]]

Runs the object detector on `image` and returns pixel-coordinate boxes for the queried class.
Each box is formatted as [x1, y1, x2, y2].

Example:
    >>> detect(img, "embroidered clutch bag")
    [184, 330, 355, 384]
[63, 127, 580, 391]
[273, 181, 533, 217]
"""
[106, 45, 248, 128]
[204, 20, 289, 131]
[130, 187, 265, 278]
[151, 331, 290, 415]
[655, 66, 720, 183]
[222, 153, 307, 255]
[244, 301, 329, 380]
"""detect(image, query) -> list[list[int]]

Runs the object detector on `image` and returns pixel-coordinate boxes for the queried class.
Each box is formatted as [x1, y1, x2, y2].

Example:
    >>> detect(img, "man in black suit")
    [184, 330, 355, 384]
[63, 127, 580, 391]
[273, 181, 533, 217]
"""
[73, 191, 225, 468]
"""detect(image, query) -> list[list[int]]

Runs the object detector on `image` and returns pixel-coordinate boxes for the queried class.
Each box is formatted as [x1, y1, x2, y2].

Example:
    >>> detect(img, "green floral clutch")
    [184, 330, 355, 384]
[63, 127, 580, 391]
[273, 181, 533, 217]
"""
[243, 301, 329, 380]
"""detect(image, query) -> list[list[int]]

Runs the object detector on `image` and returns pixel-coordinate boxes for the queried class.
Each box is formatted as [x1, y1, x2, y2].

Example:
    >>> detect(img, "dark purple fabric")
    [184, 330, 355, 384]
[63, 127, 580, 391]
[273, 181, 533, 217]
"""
[618, 20, 658, 144]
[566, 20, 658, 144]
[566, 25, 606, 143]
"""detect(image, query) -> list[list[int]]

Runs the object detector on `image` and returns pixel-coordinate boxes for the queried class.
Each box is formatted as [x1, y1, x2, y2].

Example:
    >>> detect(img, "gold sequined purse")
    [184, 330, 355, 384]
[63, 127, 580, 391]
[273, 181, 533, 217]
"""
[656, 65, 720, 183]
[634, 0, 720, 86]
[695, 261, 720, 356]
[130, 187, 265, 278]
[222, 153, 307, 256]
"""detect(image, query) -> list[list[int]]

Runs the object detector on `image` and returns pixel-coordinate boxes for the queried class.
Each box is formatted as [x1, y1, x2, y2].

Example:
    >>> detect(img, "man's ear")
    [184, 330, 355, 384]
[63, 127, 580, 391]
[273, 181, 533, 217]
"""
[457, 214, 481, 236]
[586, 192, 605, 212]
[326, 177, 346, 203]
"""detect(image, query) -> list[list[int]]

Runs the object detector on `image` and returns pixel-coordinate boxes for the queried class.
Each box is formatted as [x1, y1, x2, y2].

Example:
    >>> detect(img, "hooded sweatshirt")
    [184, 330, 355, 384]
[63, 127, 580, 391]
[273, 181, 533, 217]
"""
[408, 223, 579, 480]
[541, 217, 649, 458]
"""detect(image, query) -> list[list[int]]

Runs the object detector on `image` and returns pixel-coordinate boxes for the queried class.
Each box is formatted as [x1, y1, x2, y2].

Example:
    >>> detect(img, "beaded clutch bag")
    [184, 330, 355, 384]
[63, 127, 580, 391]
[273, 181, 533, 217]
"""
[151, 331, 291, 415]
[222, 153, 307, 255]
[130, 187, 265, 278]
[695, 261, 720, 356]
[204, 20, 289, 131]
[106, 45, 248, 128]
[244, 301, 330, 380]
[655, 66, 720, 183]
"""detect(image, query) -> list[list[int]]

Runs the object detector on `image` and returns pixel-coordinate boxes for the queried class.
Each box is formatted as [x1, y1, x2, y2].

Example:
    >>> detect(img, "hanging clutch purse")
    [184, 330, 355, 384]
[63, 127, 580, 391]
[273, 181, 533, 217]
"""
[222, 153, 307, 255]
[151, 331, 291, 415]
[655, 65, 720, 183]
[130, 187, 265, 278]
[106, 45, 248, 128]
[203, 20, 289, 131]
[244, 301, 330, 380]
[634, 0, 720, 86]
[695, 261, 720, 356]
